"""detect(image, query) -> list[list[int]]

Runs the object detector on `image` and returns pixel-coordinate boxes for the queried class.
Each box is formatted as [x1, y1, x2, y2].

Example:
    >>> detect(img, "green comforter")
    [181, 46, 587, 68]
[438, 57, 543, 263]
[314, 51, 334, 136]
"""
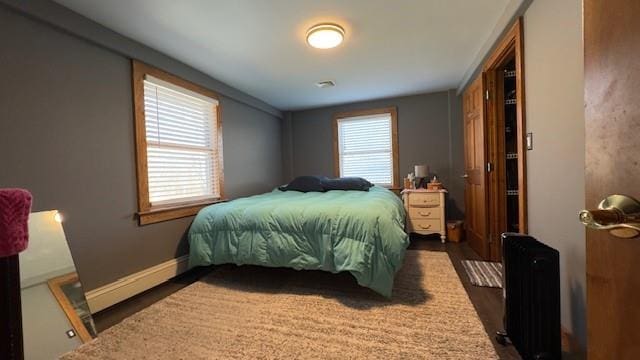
[188, 186, 409, 297]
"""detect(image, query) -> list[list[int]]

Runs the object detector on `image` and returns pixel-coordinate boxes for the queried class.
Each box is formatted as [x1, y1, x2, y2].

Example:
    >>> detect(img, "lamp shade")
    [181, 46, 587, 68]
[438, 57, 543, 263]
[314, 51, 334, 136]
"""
[414, 165, 429, 178]
[0, 188, 32, 257]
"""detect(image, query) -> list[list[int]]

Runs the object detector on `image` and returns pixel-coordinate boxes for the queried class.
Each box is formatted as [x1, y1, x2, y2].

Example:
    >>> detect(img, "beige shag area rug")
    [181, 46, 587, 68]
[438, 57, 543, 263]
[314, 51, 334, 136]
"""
[63, 251, 497, 359]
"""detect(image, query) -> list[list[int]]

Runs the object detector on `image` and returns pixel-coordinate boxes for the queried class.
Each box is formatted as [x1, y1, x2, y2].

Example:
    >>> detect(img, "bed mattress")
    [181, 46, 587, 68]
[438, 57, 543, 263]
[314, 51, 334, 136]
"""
[188, 186, 409, 297]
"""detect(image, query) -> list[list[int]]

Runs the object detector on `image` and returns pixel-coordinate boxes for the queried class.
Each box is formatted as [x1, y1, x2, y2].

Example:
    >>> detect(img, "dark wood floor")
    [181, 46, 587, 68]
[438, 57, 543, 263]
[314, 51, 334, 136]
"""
[93, 236, 520, 359]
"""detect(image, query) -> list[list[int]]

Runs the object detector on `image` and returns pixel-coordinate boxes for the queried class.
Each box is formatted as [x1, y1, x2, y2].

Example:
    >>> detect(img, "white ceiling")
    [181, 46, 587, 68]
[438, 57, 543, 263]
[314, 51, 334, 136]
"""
[55, 0, 511, 111]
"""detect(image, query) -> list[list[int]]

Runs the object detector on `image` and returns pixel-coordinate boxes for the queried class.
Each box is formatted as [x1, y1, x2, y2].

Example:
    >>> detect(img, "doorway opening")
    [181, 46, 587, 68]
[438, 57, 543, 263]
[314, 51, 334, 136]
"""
[484, 18, 528, 261]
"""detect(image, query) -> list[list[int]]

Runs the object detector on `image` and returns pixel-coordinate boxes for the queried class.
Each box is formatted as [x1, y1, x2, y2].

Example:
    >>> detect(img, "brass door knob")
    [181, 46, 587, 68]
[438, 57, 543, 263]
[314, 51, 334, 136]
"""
[579, 194, 640, 238]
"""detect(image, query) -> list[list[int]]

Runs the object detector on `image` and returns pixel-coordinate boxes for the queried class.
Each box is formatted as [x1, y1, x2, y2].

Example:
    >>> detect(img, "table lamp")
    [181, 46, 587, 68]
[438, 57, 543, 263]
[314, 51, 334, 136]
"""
[414, 165, 429, 188]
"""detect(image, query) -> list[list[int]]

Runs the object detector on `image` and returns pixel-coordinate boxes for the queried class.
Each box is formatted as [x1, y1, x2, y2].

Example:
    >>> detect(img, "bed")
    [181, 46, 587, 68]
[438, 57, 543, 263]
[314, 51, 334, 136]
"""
[188, 185, 409, 297]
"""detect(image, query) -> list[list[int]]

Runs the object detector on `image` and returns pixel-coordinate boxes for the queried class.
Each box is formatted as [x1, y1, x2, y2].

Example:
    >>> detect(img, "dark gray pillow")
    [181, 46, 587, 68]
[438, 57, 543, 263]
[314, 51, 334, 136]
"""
[279, 176, 327, 192]
[321, 177, 373, 191]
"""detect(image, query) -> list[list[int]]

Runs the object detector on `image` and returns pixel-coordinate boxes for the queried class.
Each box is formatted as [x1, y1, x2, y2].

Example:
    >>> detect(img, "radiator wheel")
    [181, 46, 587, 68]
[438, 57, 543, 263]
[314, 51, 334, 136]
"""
[495, 331, 509, 346]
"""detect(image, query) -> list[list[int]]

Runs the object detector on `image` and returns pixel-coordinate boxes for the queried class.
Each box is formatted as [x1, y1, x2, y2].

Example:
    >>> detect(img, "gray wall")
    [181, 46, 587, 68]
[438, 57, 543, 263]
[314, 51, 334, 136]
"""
[285, 91, 465, 220]
[0, 6, 283, 291]
[524, 0, 586, 350]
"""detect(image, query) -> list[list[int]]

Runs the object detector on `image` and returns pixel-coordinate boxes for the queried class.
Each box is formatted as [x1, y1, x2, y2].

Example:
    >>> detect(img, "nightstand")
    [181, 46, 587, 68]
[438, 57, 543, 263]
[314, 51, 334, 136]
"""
[401, 189, 447, 243]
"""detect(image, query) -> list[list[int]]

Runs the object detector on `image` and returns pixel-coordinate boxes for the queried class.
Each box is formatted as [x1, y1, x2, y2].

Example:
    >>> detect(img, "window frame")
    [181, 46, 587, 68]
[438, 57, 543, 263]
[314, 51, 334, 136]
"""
[132, 60, 225, 225]
[332, 107, 399, 188]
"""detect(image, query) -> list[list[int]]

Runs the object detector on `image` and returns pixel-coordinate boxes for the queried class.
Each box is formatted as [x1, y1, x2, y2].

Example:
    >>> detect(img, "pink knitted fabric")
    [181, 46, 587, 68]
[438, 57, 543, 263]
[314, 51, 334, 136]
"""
[0, 188, 32, 257]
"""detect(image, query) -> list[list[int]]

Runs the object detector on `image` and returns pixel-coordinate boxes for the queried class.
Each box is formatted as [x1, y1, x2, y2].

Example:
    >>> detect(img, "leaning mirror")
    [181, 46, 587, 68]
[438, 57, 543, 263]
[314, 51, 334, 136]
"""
[19, 210, 96, 359]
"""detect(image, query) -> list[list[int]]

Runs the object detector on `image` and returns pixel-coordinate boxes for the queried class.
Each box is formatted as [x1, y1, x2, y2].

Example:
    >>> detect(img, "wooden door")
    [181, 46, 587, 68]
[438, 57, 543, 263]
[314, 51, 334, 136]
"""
[463, 75, 489, 259]
[484, 68, 506, 262]
[584, 0, 640, 358]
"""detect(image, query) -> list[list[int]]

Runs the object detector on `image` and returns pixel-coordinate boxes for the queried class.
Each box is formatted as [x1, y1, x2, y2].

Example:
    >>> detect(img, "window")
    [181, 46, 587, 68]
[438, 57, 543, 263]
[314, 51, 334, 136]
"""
[333, 107, 399, 188]
[132, 61, 224, 225]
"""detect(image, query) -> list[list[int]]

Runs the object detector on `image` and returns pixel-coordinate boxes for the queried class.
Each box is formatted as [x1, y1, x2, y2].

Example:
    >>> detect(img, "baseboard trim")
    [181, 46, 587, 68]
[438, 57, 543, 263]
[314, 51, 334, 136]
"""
[561, 326, 580, 353]
[85, 255, 190, 313]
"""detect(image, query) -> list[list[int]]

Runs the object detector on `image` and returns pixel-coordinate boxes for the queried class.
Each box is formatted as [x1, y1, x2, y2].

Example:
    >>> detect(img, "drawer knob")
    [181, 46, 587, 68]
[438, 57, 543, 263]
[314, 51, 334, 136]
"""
[419, 211, 431, 216]
[419, 224, 432, 229]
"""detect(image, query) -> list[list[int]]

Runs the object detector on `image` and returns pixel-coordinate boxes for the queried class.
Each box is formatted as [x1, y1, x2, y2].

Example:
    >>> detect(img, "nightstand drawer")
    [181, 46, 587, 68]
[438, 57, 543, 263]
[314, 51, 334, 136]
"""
[408, 207, 442, 219]
[408, 219, 441, 232]
[408, 193, 440, 207]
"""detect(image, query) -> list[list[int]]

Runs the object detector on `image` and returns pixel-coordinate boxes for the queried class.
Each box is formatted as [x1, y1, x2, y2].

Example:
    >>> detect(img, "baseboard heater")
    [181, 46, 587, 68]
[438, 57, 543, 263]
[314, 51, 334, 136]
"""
[497, 233, 561, 360]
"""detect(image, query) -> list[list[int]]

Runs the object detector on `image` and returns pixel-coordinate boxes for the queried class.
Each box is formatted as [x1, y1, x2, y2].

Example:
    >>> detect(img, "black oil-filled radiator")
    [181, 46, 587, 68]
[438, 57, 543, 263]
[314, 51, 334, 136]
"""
[497, 233, 561, 360]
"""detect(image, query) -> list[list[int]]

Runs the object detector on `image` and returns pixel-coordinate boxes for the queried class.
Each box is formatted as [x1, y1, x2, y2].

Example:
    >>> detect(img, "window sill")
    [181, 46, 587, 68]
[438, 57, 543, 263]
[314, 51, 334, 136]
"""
[137, 198, 227, 225]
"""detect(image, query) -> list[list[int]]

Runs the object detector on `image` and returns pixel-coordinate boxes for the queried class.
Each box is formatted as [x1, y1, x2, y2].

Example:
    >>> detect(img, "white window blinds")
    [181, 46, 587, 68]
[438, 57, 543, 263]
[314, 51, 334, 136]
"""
[337, 113, 394, 186]
[143, 75, 220, 206]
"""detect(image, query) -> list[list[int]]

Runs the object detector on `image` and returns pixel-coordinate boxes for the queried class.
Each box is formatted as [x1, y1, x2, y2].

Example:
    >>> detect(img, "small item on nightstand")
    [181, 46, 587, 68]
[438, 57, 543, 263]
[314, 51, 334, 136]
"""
[407, 173, 416, 189]
[403, 177, 412, 189]
[427, 176, 443, 190]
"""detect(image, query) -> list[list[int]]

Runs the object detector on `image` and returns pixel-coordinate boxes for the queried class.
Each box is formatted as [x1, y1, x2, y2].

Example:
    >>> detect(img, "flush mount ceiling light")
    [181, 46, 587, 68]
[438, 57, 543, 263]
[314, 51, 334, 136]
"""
[306, 23, 345, 49]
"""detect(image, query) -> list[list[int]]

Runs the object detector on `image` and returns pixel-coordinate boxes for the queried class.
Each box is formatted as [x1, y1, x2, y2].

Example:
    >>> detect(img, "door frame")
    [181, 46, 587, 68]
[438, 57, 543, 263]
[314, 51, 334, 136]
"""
[483, 18, 528, 260]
